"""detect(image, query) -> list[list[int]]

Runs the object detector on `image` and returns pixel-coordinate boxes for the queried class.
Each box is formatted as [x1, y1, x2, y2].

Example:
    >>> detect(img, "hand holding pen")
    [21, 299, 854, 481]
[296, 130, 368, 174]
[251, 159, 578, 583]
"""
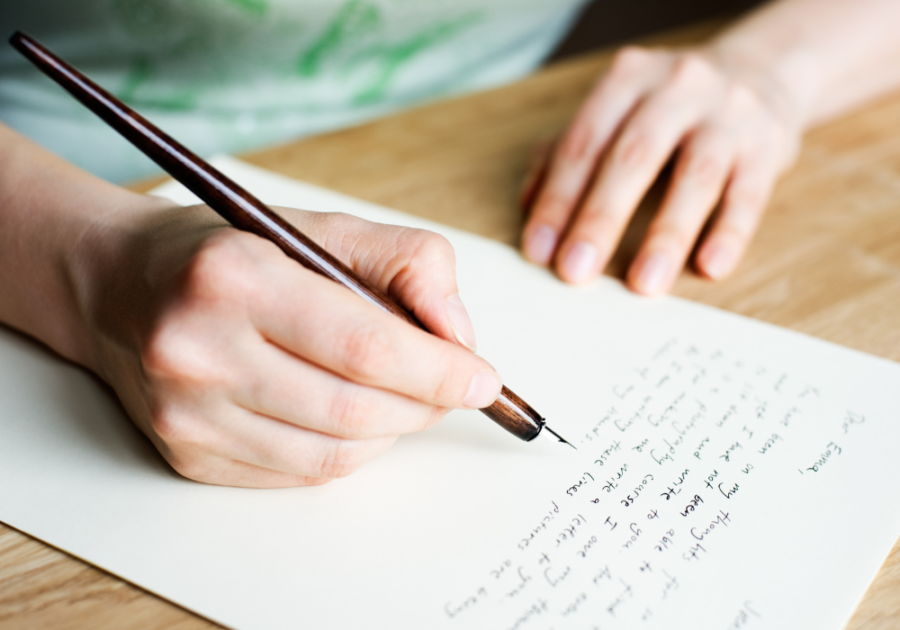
[2, 33, 572, 488]
[1, 119, 520, 487]
[87, 200, 511, 487]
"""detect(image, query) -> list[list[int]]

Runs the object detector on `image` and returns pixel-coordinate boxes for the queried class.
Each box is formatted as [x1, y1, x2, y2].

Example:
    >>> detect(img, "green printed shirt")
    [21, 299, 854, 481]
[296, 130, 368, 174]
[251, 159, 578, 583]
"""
[0, 0, 586, 182]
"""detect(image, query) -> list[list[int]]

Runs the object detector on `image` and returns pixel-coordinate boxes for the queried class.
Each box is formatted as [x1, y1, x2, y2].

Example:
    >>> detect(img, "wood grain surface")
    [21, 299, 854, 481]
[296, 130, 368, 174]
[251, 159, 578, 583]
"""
[3, 19, 900, 630]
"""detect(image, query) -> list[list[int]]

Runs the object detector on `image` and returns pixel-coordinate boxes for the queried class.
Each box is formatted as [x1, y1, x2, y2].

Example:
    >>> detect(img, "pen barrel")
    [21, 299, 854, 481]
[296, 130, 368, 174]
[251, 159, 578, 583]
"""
[8, 32, 418, 327]
[10, 31, 546, 443]
[489, 388, 544, 441]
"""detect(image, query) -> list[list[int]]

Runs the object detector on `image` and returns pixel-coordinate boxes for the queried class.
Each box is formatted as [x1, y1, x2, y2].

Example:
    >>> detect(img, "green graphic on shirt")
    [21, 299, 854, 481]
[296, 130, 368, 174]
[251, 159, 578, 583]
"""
[108, 0, 485, 112]
[118, 56, 196, 111]
[350, 13, 479, 105]
[297, 0, 380, 77]
[110, 0, 279, 109]
[297, 0, 481, 105]
[221, 0, 269, 16]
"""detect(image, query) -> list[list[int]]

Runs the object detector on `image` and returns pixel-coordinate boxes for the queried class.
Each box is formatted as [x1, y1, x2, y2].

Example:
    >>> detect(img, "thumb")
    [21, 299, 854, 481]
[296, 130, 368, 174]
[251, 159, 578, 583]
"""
[283, 209, 478, 352]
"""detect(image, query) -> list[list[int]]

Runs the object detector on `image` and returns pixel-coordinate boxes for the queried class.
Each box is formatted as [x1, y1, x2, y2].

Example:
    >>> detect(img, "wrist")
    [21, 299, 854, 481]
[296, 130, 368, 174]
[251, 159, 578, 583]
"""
[0, 127, 166, 375]
[63, 192, 181, 379]
[703, 32, 817, 134]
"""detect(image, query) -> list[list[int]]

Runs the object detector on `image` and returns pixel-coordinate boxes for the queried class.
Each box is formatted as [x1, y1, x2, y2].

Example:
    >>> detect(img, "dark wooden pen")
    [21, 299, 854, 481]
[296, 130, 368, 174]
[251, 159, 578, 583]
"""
[10, 31, 575, 449]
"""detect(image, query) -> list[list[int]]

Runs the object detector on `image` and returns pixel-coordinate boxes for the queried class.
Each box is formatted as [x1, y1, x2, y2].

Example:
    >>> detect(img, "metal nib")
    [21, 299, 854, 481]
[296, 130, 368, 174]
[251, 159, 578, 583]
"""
[540, 423, 577, 450]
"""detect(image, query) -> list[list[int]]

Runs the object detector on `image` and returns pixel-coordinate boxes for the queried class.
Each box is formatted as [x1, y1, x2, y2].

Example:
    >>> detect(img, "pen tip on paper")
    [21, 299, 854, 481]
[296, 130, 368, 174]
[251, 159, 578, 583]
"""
[542, 424, 577, 450]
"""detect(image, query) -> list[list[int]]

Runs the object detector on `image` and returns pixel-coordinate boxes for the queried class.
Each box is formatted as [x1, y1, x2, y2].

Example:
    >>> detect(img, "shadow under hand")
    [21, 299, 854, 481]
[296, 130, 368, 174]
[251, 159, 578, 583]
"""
[0, 325, 178, 484]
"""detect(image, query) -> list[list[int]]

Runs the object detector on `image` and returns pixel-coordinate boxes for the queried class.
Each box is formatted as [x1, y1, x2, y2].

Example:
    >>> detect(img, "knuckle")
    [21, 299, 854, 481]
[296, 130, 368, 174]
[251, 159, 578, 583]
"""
[602, 47, 656, 94]
[312, 211, 362, 233]
[186, 237, 238, 299]
[558, 124, 591, 161]
[141, 326, 178, 378]
[408, 230, 456, 270]
[424, 406, 450, 430]
[166, 454, 212, 483]
[338, 322, 394, 382]
[683, 151, 726, 189]
[649, 222, 695, 254]
[150, 407, 202, 448]
[577, 204, 627, 237]
[727, 184, 766, 214]
[316, 440, 362, 478]
[670, 52, 714, 86]
[611, 46, 653, 73]
[389, 229, 458, 291]
[724, 81, 758, 112]
[430, 358, 464, 405]
[306, 212, 367, 256]
[329, 390, 375, 439]
[617, 130, 653, 168]
[141, 320, 218, 385]
[141, 324, 193, 380]
[182, 232, 258, 303]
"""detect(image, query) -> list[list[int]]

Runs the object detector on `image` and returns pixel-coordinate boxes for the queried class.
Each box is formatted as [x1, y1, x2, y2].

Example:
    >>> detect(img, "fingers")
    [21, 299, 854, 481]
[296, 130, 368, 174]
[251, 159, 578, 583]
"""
[521, 45, 798, 290]
[247, 246, 502, 411]
[122, 200, 504, 488]
[150, 403, 396, 487]
[554, 54, 721, 284]
[694, 155, 778, 280]
[163, 212, 500, 411]
[523, 47, 667, 266]
[172, 458, 333, 489]
[233, 339, 445, 439]
[133, 212, 502, 488]
[281, 208, 477, 351]
[218, 411, 397, 480]
[626, 126, 737, 294]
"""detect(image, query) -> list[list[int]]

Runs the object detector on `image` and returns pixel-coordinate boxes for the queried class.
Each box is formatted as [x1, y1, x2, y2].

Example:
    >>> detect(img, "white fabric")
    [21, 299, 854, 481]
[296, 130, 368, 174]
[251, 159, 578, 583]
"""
[0, 0, 587, 182]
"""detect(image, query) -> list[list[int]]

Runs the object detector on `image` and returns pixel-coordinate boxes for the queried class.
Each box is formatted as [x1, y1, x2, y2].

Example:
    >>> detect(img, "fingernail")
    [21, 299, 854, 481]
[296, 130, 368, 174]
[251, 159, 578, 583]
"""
[463, 372, 503, 409]
[446, 294, 477, 352]
[525, 225, 557, 265]
[701, 243, 737, 279]
[634, 252, 671, 295]
[561, 241, 598, 283]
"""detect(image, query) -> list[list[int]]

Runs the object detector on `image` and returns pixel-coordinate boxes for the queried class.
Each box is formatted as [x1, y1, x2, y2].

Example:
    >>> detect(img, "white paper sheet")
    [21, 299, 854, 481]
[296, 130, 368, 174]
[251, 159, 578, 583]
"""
[2, 156, 899, 630]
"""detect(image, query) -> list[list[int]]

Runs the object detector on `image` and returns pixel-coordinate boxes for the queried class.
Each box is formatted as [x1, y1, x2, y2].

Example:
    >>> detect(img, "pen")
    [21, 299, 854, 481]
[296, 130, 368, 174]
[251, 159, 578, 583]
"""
[10, 31, 575, 449]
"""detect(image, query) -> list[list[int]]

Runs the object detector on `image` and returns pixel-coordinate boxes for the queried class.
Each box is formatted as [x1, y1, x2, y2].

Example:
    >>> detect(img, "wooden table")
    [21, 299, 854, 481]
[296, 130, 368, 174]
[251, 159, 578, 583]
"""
[2, 19, 899, 630]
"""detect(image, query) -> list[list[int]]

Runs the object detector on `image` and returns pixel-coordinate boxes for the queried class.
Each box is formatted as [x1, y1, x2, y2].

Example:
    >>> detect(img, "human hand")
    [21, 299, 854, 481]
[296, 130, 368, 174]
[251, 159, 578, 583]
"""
[521, 44, 802, 294]
[75, 201, 499, 488]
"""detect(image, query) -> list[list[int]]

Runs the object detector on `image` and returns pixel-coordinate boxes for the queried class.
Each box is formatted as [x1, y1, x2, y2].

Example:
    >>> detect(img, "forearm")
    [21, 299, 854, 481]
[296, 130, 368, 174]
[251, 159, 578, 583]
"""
[0, 126, 499, 488]
[710, 0, 900, 128]
[0, 123, 162, 371]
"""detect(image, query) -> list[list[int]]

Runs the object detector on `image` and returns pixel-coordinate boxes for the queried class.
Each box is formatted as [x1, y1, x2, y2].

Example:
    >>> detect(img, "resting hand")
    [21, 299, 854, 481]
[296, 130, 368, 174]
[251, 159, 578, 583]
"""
[522, 44, 801, 294]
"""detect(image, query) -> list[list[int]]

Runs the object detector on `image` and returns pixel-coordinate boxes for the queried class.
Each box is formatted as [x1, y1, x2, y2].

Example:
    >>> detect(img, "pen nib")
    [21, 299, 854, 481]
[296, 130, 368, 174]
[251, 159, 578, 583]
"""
[541, 423, 577, 450]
